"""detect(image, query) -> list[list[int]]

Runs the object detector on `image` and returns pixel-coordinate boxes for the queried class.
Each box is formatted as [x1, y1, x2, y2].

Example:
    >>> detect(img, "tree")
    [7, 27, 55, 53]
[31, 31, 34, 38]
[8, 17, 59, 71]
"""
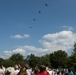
[71, 43, 76, 58]
[39, 55, 51, 67]
[69, 43, 76, 69]
[49, 50, 68, 68]
[4, 59, 15, 67]
[0, 58, 5, 66]
[9, 53, 25, 66]
[26, 54, 40, 67]
[26, 54, 51, 68]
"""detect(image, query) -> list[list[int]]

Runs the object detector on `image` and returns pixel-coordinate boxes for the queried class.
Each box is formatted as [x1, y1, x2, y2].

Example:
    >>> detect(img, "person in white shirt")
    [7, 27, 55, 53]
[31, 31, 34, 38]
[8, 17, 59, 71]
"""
[25, 64, 32, 75]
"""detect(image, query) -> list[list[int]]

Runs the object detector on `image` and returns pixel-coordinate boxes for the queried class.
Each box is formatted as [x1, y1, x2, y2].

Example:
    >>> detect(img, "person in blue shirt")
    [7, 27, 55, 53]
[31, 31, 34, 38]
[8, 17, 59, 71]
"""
[67, 68, 74, 75]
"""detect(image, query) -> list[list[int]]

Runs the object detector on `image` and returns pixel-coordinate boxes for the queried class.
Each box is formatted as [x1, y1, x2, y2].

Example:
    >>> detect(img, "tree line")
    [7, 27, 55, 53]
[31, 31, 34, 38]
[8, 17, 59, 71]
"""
[0, 43, 76, 70]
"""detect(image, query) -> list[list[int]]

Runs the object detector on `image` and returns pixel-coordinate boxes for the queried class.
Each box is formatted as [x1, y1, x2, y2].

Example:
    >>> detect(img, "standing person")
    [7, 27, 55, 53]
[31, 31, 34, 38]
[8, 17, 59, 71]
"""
[0, 66, 5, 75]
[64, 69, 68, 75]
[17, 67, 28, 75]
[67, 68, 74, 75]
[36, 65, 50, 75]
[25, 64, 32, 75]
[34, 68, 40, 75]
[14, 64, 20, 75]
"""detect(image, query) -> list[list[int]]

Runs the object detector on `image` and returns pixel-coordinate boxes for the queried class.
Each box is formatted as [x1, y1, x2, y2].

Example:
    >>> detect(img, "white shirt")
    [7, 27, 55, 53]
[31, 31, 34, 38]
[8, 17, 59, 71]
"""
[26, 69, 32, 75]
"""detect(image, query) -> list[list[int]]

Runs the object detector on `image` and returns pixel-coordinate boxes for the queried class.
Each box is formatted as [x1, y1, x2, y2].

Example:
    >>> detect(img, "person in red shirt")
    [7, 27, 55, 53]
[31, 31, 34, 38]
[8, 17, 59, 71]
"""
[36, 65, 50, 75]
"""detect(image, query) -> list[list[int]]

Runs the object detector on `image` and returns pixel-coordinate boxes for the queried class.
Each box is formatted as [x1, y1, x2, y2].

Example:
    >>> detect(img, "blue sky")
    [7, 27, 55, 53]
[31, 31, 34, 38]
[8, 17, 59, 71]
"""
[0, 0, 76, 58]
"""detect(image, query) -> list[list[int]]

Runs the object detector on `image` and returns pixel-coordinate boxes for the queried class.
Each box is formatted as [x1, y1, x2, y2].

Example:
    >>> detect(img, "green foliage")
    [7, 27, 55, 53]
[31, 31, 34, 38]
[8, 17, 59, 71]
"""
[9, 53, 25, 66]
[26, 54, 51, 68]
[4, 59, 15, 67]
[39, 55, 51, 67]
[10, 53, 24, 61]
[26, 54, 40, 67]
[49, 50, 68, 68]
[0, 58, 5, 66]
[69, 43, 76, 69]
[66, 56, 74, 68]
[71, 43, 76, 59]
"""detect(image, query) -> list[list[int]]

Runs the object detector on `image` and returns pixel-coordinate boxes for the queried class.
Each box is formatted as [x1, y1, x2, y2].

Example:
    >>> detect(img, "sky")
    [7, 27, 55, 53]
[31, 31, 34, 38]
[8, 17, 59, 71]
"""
[0, 0, 76, 58]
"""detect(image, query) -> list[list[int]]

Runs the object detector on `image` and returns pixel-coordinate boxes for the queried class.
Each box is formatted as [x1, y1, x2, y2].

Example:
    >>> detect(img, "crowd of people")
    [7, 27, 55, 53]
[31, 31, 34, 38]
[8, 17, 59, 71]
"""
[0, 64, 75, 75]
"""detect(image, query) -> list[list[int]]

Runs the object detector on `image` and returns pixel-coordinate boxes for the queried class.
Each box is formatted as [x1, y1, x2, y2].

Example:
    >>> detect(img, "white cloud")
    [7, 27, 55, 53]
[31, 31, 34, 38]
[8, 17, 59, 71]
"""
[4, 46, 47, 58]
[10, 34, 30, 39]
[23, 45, 47, 52]
[4, 51, 12, 56]
[62, 26, 74, 31]
[12, 48, 26, 54]
[4, 48, 26, 57]
[40, 30, 76, 53]
[4, 30, 76, 58]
